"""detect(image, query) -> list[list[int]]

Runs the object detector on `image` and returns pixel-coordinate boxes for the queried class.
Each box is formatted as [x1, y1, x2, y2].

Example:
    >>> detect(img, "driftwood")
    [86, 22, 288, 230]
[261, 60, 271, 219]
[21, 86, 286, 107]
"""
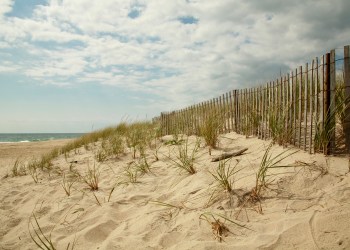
[211, 148, 248, 162]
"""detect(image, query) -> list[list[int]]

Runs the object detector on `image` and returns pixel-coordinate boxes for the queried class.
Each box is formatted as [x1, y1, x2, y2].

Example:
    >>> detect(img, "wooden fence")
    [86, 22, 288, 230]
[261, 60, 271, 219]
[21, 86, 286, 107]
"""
[155, 45, 350, 155]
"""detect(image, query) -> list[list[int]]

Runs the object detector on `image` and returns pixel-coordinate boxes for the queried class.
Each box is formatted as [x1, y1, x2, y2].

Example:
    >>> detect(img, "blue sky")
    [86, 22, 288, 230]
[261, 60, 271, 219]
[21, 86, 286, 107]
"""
[0, 0, 349, 133]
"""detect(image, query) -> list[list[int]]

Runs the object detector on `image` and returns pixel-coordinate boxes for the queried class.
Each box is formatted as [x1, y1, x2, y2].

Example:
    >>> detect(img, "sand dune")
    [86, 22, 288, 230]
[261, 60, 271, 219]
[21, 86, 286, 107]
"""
[0, 133, 349, 249]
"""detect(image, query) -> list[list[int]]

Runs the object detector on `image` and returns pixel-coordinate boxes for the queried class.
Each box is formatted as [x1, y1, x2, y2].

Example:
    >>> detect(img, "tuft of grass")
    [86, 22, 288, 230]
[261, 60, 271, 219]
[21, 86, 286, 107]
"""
[95, 149, 108, 162]
[209, 159, 241, 193]
[168, 138, 200, 175]
[255, 143, 298, 197]
[27, 159, 39, 183]
[199, 212, 250, 242]
[28, 213, 76, 250]
[126, 122, 153, 159]
[61, 173, 75, 196]
[12, 158, 27, 177]
[79, 163, 100, 191]
[199, 110, 224, 155]
[124, 165, 140, 183]
[133, 156, 152, 175]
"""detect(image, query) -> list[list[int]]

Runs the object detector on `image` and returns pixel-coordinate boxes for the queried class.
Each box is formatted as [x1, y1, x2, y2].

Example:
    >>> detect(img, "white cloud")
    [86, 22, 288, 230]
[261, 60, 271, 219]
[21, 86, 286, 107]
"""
[1, 0, 350, 112]
[0, 0, 13, 18]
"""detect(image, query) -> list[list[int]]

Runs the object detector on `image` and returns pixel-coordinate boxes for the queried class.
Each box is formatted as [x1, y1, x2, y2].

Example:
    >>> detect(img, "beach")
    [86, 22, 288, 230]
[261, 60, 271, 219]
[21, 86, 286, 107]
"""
[0, 133, 349, 249]
[0, 139, 73, 177]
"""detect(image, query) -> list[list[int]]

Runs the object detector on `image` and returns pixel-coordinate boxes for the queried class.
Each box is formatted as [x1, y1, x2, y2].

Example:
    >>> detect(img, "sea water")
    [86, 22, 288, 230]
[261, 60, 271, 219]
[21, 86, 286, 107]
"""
[0, 133, 85, 143]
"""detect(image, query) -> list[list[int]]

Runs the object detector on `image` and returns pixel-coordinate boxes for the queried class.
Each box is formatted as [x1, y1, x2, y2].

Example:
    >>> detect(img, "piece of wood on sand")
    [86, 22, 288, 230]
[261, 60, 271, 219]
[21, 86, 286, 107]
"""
[211, 147, 248, 162]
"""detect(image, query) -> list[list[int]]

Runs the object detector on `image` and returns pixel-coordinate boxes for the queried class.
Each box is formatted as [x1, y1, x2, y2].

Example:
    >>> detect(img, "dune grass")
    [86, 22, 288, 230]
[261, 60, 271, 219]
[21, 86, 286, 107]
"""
[12, 158, 27, 177]
[209, 159, 241, 193]
[168, 138, 200, 175]
[78, 162, 100, 191]
[199, 110, 224, 155]
[61, 173, 75, 196]
[254, 143, 298, 197]
[199, 212, 250, 242]
[28, 212, 76, 250]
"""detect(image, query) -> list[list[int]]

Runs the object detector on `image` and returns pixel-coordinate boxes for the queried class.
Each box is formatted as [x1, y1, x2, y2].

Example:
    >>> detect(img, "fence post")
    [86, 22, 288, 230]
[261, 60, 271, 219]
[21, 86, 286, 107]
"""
[304, 63, 308, 151]
[330, 49, 336, 153]
[343, 45, 350, 154]
[324, 53, 331, 154]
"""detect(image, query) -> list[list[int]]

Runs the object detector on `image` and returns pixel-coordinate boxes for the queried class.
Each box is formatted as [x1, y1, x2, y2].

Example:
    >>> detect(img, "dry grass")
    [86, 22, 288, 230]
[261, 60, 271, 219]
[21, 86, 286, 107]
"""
[168, 138, 200, 175]
[199, 110, 224, 155]
[12, 158, 27, 177]
[209, 159, 241, 193]
[199, 212, 249, 242]
[78, 162, 100, 191]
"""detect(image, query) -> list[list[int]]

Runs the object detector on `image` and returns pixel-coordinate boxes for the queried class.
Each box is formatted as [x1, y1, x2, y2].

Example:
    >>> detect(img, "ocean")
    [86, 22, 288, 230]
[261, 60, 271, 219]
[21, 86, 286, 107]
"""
[0, 133, 85, 143]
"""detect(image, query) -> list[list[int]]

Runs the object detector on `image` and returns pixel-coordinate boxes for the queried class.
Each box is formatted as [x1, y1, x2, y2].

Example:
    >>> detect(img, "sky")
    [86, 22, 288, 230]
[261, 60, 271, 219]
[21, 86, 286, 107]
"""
[0, 0, 349, 133]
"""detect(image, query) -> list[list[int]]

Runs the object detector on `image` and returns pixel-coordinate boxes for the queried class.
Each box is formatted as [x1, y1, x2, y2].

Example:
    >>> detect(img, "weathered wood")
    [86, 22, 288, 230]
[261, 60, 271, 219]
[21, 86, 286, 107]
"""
[314, 57, 319, 153]
[211, 148, 248, 162]
[309, 59, 315, 154]
[344, 45, 350, 153]
[298, 66, 303, 148]
[229, 91, 234, 132]
[329, 49, 336, 152]
[304, 63, 308, 151]
[324, 53, 331, 154]
[226, 92, 230, 132]
[292, 70, 296, 145]
[319, 55, 325, 152]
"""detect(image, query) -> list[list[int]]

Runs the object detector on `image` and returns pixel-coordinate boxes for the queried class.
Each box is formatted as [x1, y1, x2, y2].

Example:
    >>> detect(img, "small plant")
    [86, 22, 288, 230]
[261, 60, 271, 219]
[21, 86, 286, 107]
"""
[124, 165, 139, 183]
[28, 213, 76, 250]
[168, 138, 200, 175]
[95, 149, 107, 162]
[27, 160, 39, 183]
[255, 143, 297, 197]
[133, 156, 152, 175]
[80, 163, 100, 191]
[199, 212, 249, 242]
[199, 110, 224, 155]
[61, 173, 75, 196]
[209, 159, 241, 193]
[12, 158, 26, 176]
[126, 122, 152, 159]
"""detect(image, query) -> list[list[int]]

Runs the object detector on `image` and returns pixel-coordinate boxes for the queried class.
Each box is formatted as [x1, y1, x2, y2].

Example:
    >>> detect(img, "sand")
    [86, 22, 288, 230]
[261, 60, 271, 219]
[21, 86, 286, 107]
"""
[0, 133, 349, 249]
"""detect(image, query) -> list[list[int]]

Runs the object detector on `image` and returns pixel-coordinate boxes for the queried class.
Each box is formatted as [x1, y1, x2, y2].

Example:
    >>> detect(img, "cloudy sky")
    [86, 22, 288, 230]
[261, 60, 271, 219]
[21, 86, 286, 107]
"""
[0, 0, 349, 133]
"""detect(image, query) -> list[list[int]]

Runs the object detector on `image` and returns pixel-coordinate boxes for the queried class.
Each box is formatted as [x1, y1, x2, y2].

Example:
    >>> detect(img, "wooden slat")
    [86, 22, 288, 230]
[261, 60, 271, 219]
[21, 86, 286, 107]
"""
[309, 59, 315, 154]
[298, 66, 303, 149]
[319, 55, 325, 152]
[304, 63, 308, 151]
[344, 45, 350, 153]
[330, 49, 336, 152]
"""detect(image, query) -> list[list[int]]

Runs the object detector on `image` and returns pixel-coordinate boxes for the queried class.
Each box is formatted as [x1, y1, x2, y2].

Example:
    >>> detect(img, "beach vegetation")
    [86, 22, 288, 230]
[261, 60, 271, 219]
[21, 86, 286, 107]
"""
[168, 138, 200, 175]
[28, 212, 76, 250]
[61, 173, 75, 196]
[199, 110, 224, 155]
[199, 212, 249, 242]
[250, 143, 298, 203]
[12, 158, 27, 177]
[78, 162, 100, 191]
[27, 159, 40, 183]
[209, 159, 241, 193]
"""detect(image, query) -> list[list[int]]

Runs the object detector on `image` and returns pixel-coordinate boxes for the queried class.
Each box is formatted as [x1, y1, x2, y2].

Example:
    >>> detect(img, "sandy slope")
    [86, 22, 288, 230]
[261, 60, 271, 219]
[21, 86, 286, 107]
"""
[0, 139, 72, 177]
[0, 133, 349, 250]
